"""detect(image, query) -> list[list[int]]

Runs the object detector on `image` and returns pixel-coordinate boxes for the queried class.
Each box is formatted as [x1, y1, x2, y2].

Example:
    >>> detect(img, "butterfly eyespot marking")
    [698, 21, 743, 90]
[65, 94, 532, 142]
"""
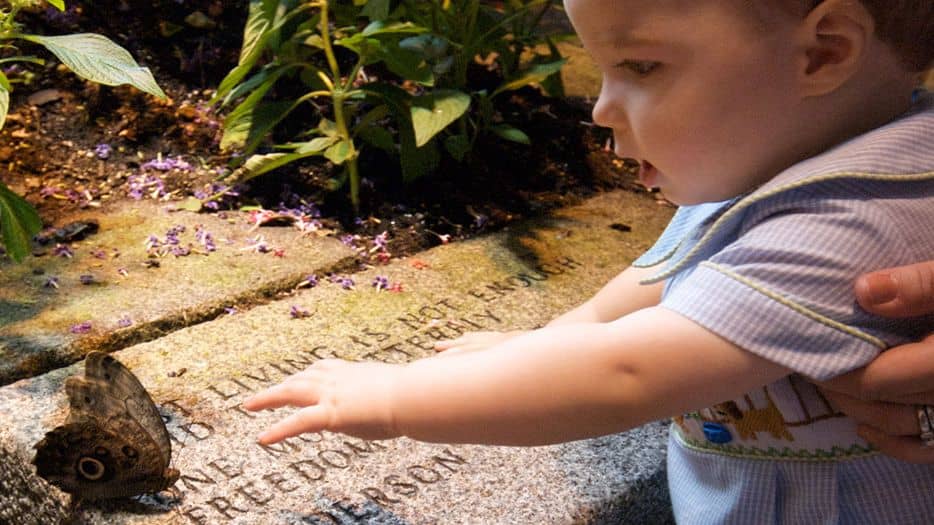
[122, 445, 138, 459]
[77, 456, 106, 480]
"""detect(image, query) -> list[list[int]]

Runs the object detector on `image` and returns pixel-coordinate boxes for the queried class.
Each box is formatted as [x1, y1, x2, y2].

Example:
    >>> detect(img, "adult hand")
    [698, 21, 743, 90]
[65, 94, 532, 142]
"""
[818, 262, 934, 463]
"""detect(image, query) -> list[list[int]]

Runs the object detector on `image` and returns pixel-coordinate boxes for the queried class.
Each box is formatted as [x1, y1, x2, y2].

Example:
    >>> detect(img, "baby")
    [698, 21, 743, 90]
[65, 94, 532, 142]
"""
[245, 1, 934, 522]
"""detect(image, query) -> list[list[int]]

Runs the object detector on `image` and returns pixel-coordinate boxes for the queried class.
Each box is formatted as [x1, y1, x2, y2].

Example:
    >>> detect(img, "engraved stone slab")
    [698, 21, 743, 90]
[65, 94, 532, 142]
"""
[0, 191, 675, 524]
[0, 200, 355, 386]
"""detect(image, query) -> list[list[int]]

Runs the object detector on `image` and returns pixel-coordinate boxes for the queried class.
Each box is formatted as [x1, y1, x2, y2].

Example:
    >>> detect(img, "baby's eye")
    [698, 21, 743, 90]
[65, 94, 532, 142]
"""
[617, 60, 661, 77]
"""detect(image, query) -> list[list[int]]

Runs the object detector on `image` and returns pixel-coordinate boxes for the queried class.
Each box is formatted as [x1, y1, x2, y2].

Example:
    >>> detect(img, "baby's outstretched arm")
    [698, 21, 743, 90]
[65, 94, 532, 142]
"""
[244, 306, 790, 446]
[434, 266, 665, 355]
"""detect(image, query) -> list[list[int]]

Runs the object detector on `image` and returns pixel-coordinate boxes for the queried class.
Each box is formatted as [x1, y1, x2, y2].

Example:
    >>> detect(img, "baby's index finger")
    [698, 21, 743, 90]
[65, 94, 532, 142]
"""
[257, 406, 329, 444]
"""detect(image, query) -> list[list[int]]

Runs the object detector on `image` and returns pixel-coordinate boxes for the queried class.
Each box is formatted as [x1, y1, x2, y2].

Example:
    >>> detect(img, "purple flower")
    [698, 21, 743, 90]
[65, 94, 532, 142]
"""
[145, 235, 161, 251]
[39, 186, 61, 199]
[374, 231, 389, 251]
[44, 276, 60, 289]
[117, 316, 133, 328]
[340, 234, 357, 247]
[195, 226, 216, 252]
[372, 275, 389, 291]
[53, 244, 74, 258]
[242, 236, 270, 253]
[142, 155, 192, 172]
[127, 174, 167, 200]
[94, 143, 112, 160]
[171, 245, 191, 257]
[224, 307, 238, 315]
[329, 275, 355, 290]
[290, 305, 311, 319]
[79, 274, 94, 285]
[90, 248, 107, 259]
[304, 274, 319, 288]
[70, 321, 92, 334]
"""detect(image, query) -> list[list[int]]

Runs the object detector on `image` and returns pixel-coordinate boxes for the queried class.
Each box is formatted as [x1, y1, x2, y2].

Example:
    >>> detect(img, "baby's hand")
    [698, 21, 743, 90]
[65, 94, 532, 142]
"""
[242, 359, 402, 444]
[433, 330, 526, 355]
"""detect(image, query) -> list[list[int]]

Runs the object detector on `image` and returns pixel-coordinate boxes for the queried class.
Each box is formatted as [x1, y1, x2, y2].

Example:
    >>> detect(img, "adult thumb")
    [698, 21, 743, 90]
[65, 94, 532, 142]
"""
[855, 261, 934, 318]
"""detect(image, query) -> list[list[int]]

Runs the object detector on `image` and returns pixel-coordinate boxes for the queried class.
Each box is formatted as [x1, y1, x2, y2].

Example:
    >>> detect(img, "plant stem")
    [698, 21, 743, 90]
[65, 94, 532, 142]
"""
[317, 0, 360, 211]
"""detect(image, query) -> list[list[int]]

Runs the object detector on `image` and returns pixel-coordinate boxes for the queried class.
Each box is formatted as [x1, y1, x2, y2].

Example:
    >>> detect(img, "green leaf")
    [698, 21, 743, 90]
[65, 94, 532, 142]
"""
[361, 21, 425, 37]
[0, 82, 8, 132]
[324, 140, 354, 165]
[22, 34, 165, 98]
[491, 58, 567, 98]
[411, 90, 470, 148]
[47, 0, 66, 11]
[214, 0, 307, 102]
[221, 100, 298, 154]
[361, 0, 391, 21]
[490, 124, 530, 145]
[0, 183, 41, 263]
[358, 126, 394, 153]
[444, 134, 470, 161]
[220, 66, 296, 152]
[380, 46, 434, 86]
[362, 83, 438, 182]
[236, 136, 338, 182]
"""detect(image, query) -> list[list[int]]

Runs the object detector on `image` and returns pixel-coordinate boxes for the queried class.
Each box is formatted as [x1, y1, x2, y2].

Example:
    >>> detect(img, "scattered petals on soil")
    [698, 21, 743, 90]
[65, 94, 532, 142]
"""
[410, 259, 430, 270]
[70, 321, 92, 334]
[290, 305, 312, 319]
[52, 244, 74, 258]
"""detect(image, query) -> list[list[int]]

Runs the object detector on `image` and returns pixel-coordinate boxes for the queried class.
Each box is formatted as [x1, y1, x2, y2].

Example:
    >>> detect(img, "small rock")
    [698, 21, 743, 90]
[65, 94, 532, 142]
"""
[27, 89, 66, 106]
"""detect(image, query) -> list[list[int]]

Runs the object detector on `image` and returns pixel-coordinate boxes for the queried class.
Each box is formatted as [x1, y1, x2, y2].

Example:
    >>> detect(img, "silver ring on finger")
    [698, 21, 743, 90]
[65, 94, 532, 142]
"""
[916, 405, 934, 447]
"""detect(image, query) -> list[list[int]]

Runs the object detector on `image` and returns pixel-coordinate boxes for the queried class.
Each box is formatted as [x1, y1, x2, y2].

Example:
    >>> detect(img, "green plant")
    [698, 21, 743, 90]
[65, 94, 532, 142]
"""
[214, 0, 566, 212]
[0, 0, 166, 262]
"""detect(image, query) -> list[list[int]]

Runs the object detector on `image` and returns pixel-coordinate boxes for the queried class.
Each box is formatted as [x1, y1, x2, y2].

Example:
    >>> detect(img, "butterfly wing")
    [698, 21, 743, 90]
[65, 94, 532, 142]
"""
[82, 352, 173, 468]
[32, 420, 179, 501]
[32, 352, 179, 500]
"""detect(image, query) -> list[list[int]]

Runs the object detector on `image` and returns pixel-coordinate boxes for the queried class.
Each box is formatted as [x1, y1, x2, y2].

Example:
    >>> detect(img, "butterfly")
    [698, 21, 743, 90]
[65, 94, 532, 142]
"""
[32, 351, 180, 501]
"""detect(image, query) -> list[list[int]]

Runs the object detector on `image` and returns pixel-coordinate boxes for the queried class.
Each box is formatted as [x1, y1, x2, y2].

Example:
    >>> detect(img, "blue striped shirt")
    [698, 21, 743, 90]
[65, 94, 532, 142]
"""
[633, 91, 934, 524]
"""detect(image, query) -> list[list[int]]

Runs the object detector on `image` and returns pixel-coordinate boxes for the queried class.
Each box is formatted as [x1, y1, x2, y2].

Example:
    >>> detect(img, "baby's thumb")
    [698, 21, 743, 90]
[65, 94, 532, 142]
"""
[856, 262, 934, 318]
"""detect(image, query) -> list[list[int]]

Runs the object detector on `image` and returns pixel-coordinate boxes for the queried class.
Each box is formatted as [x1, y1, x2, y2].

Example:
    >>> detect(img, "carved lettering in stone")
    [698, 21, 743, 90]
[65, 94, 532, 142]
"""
[263, 471, 301, 494]
[208, 458, 243, 480]
[182, 506, 210, 525]
[290, 458, 327, 481]
[176, 421, 214, 441]
[177, 468, 218, 493]
[206, 496, 250, 519]
[235, 479, 275, 505]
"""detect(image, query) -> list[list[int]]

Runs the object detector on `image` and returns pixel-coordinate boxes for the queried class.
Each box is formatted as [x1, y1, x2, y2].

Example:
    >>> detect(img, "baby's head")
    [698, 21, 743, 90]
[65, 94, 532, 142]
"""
[565, 0, 933, 204]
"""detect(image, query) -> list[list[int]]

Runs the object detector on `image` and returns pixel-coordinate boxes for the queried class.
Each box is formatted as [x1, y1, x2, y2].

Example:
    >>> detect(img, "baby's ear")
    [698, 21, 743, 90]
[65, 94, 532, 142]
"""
[794, 0, 874, 97]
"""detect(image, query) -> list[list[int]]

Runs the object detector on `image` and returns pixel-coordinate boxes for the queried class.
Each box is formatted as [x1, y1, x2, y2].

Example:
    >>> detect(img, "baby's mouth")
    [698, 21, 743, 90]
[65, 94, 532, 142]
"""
[639, 160, 660, 189]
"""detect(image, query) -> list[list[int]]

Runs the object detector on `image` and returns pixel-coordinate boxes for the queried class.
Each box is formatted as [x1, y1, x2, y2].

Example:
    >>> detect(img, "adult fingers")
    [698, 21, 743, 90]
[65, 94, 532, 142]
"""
[855, 262, 934, 318]
[257, 406, 329, 445]
[816, 335, 934, 403]
[857, 425, 934, 464]
[241, 380, 320, 411]
[820, 389, 918, 436]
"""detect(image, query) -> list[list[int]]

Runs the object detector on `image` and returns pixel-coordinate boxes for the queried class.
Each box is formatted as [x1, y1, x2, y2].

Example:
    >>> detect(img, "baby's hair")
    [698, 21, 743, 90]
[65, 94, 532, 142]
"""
[779, 0, 934, 72]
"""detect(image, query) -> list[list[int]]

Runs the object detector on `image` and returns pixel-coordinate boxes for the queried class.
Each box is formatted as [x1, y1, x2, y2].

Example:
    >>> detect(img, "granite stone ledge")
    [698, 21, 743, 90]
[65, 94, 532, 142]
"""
[0, 190, 675, 524]
[0, 200, 357, 386]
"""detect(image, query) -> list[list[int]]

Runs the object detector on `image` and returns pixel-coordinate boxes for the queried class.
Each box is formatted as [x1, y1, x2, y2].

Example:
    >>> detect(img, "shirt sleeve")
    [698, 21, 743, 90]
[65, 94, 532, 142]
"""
[660, 190, 931, 380]
[633, 200, 734, 268]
